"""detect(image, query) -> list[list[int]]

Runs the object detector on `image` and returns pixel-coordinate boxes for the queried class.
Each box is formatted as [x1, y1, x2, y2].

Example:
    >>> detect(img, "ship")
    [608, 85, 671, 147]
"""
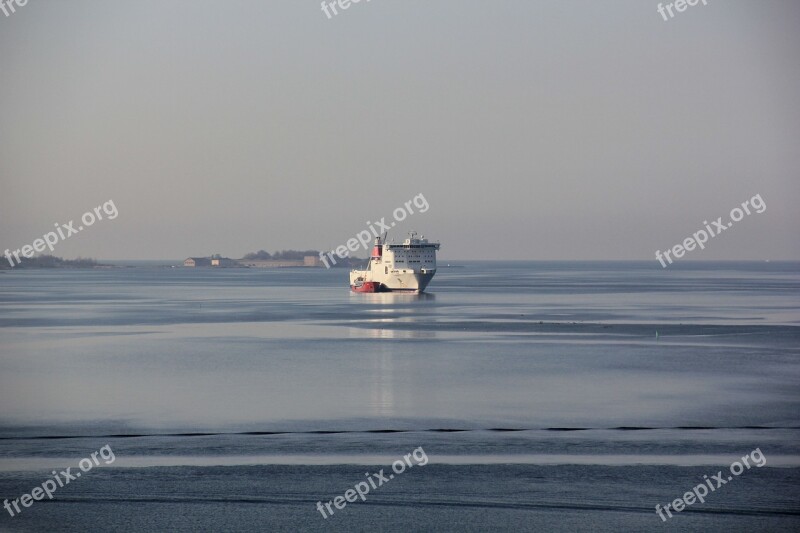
[350, 232, 440, 293]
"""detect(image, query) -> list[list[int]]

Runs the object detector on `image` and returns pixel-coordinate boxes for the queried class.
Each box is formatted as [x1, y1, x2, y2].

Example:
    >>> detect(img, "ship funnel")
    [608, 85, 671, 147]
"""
[371, 236, 383, 259]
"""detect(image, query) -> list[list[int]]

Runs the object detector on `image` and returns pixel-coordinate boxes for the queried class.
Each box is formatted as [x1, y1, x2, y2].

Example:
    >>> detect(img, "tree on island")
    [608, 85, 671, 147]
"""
[240, 249, 365, 267]
[271, 250, 320, 260]
[241, 250, 322, 261]
[242, 250, 272, 260]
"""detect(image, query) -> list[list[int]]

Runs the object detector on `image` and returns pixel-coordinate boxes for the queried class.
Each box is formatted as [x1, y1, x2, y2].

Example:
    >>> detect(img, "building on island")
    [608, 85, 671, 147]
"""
[210, 254, 237, 267]
[184, 257, 211, 267]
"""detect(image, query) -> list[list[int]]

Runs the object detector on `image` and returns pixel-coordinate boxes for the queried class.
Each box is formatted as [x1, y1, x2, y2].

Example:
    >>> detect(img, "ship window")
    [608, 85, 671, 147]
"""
[385, 266, 388, 274]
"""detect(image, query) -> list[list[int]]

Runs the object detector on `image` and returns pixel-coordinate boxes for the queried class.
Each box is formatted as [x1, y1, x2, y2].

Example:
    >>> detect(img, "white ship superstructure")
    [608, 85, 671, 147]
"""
[350, 232, 440, 293]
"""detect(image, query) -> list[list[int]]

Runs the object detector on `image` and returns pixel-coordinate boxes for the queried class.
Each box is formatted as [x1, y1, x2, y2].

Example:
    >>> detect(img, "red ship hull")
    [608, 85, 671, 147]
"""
[350, 281, 384, 293]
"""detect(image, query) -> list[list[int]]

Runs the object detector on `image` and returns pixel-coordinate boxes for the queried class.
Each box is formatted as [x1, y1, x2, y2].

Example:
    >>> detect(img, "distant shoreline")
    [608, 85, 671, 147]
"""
[3, 259, 796, 271]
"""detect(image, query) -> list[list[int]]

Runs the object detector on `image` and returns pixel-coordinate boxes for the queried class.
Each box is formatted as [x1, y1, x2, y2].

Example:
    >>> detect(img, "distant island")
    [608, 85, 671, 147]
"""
[0, 250, 367, 270]
[0, 255, 103, 269]
[184, 250, 365, 268]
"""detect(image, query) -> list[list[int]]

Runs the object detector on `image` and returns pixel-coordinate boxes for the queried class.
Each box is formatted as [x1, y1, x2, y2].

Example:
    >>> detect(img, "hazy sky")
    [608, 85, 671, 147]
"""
[1, 0, 798, 260]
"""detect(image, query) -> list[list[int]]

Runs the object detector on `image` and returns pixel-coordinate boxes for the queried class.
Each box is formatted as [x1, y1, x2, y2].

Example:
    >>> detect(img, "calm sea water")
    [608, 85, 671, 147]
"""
[0, 262, 798, 531]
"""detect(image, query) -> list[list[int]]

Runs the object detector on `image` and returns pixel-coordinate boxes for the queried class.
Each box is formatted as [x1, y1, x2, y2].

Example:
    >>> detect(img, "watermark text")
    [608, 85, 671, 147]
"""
[4, 199, 118, 267]
[655, 193, 765, 268]
[316, 447, 428, 518]
[655, 448, 766, 521]
[657, 0, 708, 22]
[0, 0, 28, 18]
[320, 193, 429, 269]
[4, 445, 115, 518]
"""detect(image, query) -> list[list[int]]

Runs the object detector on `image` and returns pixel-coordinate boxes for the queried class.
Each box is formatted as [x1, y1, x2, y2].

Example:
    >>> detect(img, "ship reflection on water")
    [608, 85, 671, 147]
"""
[370, 349, 394, 417]
[345, 292, 439, 416]
[350, 292, 437, 303]
[348, 292, 437, 340]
